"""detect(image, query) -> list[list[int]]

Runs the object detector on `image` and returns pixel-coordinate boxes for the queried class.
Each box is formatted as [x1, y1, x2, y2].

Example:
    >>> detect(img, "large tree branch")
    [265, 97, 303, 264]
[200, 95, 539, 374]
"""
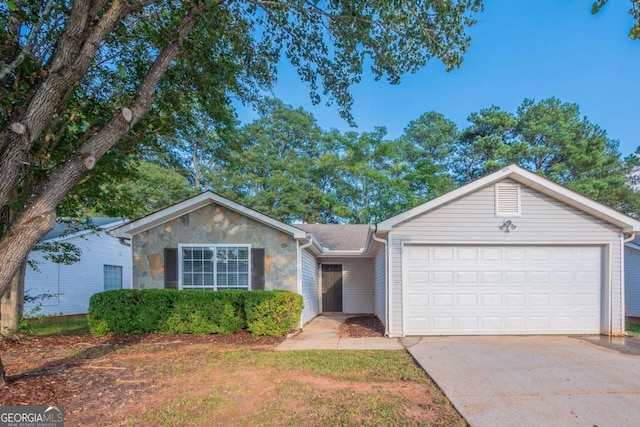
[0, 0, 134, 213]
[0, 0, 57, 82]
[0, 1, 204, 299]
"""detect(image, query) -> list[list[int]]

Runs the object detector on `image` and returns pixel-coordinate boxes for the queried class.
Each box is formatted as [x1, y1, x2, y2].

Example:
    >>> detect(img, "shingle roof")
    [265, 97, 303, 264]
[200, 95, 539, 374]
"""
[43, 217, 126, 241]
[294, 224, 370, 251]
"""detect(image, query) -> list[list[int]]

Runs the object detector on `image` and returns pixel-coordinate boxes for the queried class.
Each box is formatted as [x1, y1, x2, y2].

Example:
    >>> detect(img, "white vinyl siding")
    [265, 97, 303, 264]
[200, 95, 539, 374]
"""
[103, 265, 123, 291]
[320, 257, 374, 314]
[374, 244, 386, 326]
[301, 249, 320, 324]
[625, 246, 640, 318]
[390, 179, 622, 337]
[24, 229, 132, 316]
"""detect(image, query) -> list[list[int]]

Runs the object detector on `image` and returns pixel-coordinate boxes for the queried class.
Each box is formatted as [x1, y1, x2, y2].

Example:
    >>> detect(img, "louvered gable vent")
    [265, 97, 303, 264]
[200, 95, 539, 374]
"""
[495, 183, 521, 216]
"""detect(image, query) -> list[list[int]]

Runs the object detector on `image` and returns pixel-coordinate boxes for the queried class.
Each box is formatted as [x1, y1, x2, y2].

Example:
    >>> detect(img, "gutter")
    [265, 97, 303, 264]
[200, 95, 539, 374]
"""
[625, 242, 640, 251]
[370, 224, 389, 337]
[316, 249, 366, 257]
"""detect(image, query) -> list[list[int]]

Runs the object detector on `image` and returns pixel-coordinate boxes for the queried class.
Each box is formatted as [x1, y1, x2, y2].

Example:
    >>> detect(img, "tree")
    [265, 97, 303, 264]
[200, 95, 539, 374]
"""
[0, 0, 482, 384]
[333, 128, 414, 223]
[113, 161, 196, 218]
[398, 111, 458, 201]
[452, 106, 518, 182]
[452, 98, 640, 214]
[208, 99, 335, 223]
[592, 0, 640, 39]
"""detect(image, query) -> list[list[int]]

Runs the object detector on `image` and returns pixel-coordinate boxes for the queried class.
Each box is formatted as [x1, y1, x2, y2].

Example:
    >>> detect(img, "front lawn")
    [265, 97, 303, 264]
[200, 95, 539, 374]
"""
[627, 321, 640, 334]
[21, 314, 90, 336]
[0, 331, 465, 426]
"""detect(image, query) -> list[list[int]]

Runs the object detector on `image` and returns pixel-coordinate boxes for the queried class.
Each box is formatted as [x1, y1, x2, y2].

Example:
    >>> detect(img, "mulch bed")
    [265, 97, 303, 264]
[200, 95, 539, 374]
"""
[0, 331, 284, 407]
[340, 315, 385, 338]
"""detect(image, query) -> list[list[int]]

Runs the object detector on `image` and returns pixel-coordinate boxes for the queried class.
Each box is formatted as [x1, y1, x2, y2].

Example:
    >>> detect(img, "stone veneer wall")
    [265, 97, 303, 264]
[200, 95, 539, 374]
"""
[131, 203, 298, 291]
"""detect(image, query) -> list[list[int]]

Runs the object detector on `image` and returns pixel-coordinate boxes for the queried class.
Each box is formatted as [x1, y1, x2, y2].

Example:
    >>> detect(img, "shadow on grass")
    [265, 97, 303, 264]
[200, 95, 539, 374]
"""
[4, 333, 145, 385]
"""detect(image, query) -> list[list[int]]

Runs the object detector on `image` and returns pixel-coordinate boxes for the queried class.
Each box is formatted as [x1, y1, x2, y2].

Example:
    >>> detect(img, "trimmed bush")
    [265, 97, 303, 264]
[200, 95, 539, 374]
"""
[88, 289, 141, 335]
[138, 288, 179, 332]
[244, 290, 303, 337]
[88, 289, 178, 335]
[164, 290, 246, 335]
[88, 288, 301, 337]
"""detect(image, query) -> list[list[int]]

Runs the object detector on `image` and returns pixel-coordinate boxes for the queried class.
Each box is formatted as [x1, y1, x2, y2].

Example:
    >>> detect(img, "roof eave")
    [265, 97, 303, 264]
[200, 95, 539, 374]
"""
[45, 218, 128, 243]
[109, 191, 307, 240]
[377, 164, 640, 233]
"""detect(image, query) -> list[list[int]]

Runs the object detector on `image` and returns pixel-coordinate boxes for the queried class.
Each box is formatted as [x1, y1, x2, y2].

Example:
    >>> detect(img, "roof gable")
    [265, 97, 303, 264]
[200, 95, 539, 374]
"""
[376, 164, 640, 233]
[110, 191, 308, 240]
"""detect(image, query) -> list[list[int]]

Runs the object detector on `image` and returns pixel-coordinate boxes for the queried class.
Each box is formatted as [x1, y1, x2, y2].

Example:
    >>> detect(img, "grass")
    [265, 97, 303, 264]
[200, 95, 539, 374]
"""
[6, 315, 464, 426]
[217, 349, 429, 382]
[626, 322, 640, 334]
[21, 315, 89, 336]
[124, 349, 464, 427]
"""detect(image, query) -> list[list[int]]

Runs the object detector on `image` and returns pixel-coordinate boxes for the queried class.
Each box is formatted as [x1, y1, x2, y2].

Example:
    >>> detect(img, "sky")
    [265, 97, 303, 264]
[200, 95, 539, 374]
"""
[235, 1, 640, 156]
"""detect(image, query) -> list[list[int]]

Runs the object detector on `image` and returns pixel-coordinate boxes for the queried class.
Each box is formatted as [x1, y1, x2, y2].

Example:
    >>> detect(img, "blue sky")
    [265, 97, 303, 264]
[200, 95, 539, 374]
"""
[236, 1, 640, 156]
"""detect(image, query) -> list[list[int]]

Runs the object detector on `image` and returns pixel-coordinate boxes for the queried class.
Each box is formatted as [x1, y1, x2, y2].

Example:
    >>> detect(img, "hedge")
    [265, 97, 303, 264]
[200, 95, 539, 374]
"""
[88, 289, 302, 337]
[244, 290, 303, 337]
[164, 290, 246, 335]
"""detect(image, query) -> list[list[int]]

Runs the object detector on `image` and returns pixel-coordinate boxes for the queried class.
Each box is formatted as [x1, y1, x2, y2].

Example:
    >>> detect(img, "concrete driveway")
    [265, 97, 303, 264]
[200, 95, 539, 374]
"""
[406, 335, 640, 427]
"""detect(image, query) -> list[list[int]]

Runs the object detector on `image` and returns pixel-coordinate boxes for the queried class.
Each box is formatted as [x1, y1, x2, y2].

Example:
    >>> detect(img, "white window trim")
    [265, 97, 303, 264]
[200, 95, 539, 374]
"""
[103, 264, 123, 291]
[178, 244, 252, 291]
[495, 182, 521, 217]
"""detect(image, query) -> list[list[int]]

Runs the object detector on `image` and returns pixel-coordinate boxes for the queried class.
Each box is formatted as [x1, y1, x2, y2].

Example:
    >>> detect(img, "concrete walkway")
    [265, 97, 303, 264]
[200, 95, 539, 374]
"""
[276, 315, 404, 351]
[407, 335, 640, 427]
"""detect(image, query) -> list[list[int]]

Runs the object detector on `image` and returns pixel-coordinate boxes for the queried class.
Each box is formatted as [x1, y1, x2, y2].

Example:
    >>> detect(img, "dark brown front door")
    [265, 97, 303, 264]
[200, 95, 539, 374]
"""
[322, 264, 343, 312]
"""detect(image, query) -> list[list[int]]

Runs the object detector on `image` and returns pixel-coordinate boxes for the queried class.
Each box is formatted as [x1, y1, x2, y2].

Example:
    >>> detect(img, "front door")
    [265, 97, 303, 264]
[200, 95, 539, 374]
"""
[322, 264, 343, 312]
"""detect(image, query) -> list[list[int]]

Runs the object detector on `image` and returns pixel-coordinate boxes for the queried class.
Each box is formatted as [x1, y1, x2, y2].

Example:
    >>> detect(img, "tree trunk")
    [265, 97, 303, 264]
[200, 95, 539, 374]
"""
[0, 261, 27, 337]
[0, 352, 6, 387]
[0, 2, 204, 298]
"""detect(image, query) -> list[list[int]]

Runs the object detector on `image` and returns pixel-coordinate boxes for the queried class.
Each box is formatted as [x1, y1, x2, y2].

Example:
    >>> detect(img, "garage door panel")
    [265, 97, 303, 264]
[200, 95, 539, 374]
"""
[433, 294, 454, 306]
[404, 245, 602, 335]
[457, 294, 478, 306]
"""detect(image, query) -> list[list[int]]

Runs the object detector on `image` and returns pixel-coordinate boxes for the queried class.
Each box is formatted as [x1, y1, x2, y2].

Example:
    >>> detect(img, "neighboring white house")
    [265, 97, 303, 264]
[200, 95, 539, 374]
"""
[625, 236, 640, 320]
[111, 164, 640, 337]
[23, 217, 132, 316]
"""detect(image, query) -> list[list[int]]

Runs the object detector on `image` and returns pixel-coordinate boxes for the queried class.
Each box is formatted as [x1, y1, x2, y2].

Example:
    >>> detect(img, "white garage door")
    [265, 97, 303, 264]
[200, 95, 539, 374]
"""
[404, 245, 602, 335]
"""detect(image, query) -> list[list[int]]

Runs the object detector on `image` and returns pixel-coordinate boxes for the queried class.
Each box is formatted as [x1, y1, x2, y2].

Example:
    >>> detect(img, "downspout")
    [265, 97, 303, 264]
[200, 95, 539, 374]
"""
[297, 234, 315, 329]
[118, 237, 131, 247]
[370, 225, 389, 337]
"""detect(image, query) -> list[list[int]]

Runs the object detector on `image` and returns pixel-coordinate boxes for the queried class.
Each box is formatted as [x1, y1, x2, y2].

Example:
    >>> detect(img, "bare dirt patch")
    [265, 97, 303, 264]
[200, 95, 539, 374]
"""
[341, 315, 385, 337]
[0, 332, 281, 408]
[0, 332, 465, 426]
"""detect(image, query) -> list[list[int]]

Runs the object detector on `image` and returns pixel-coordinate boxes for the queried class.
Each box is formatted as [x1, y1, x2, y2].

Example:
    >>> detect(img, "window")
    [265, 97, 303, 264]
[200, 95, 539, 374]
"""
[104, 265, 123, 291]
[495, 183, 521, 217]
[181, 245, 250, 290]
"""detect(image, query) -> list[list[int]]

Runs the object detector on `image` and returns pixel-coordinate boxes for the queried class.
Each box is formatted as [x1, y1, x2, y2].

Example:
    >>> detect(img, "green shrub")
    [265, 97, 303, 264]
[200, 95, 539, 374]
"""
[164, 290, 246, 335]
[88, 289, 144, 335]
[88, 289, 180, 335]
[138, 288, 178, 332]
[244, 290, 303, 337]
[88, 288, 300, 337]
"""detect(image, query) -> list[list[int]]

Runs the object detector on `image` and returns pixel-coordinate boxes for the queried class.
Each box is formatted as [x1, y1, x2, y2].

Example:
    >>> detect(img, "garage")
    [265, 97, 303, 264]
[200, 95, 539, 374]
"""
[403, 245, 602, 335]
